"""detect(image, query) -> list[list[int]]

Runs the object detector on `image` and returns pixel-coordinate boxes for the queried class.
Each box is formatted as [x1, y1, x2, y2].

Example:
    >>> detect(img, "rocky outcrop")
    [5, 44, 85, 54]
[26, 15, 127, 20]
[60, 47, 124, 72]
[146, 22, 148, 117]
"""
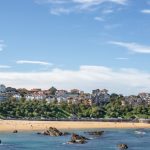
[85, 131, 104, 136]
[39, 127, 69, 136]
[43, 127, 63, 136]
[117, 144, 128, 149]
[67, 133, 89, 144]
[37, 132, 41, 135]
[13, 130, 18, 133]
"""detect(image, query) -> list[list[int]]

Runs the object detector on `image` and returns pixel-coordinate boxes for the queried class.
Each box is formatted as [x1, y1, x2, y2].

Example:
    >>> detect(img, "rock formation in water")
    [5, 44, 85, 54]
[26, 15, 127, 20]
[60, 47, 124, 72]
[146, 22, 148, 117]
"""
[38, 127, 70, 136]
[13, 130, 18, 133]
[67, 133, 89, 144]
[117, 144, 128, 149]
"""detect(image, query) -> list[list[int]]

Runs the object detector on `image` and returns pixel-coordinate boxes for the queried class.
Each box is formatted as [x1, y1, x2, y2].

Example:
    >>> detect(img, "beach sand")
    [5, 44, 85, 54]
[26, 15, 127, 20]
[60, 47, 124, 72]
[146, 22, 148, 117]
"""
[0, 120, 150, 132]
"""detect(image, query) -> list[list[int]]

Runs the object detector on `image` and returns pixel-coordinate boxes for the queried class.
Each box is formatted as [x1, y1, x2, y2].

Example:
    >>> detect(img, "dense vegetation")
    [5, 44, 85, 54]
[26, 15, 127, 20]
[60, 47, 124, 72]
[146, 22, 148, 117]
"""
[0, 97, 150, 119]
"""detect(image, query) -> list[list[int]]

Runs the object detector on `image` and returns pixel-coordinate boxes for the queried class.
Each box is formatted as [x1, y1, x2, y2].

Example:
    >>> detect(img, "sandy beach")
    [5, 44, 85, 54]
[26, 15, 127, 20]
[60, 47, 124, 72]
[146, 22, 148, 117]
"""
[0, 120, 149, 131]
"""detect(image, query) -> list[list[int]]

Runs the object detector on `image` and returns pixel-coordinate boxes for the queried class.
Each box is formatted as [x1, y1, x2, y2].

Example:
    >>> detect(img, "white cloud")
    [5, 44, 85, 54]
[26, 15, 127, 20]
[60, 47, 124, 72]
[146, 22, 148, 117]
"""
[35, 0, 128, 15]
[115, 57, 128, 60]
[104, 24, 121, 29]
[1, 65, 150, 95]
[109, 0, 127, 5]
[35, 0, 67, 4]
[50, 7, 72, 15]
[0, 65, 11, 69]
[36, 0, 127, 5]
[110, 41, 150, 54]
[72, 0, 127, 5]
[0, 40, 5, 51]
[94, 16, 104, 21]
[141, 9, 150, 14]
[102, 9, 114, 14]
[16, 60, 53, 66]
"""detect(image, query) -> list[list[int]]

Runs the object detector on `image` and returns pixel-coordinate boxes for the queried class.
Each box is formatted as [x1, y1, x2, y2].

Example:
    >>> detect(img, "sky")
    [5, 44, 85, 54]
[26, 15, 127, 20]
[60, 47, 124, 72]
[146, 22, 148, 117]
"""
[0, 0, 150, 95]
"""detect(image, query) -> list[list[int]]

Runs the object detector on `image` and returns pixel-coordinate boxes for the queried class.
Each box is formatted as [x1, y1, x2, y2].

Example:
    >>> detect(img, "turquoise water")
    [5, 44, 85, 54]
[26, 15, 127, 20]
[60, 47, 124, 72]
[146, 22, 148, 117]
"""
[0, 129, 150, 150]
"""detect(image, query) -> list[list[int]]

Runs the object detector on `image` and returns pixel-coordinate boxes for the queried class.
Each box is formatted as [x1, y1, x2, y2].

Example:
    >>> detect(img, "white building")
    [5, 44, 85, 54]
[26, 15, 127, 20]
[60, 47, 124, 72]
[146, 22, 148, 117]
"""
[25, 94, 47, 101]
[45, 96, 56, 103]
[12, 94, 22, 100]
[0, 84, 6, 93]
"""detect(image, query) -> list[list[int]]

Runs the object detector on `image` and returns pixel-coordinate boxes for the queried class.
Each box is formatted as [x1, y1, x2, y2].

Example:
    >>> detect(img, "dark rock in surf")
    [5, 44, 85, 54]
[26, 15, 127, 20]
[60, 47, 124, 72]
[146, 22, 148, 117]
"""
[67, 133, 89, 144]
[37, 132, 41, 135]
[40, 127, 68, 136]
[117, 144, 128, 149]
[13, 130, 18, 133]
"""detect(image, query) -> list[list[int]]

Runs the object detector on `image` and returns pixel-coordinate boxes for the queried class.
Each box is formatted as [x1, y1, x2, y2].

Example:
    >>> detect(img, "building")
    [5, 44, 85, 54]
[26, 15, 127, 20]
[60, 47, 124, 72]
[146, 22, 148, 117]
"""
[70, 89, 80, 94]
[0, 94, 7, 101]
[57, 96, 68, 103]
[12, 94, 22, 100]
[0, 84, 6, 93]
[80, 91, 84, 95]
[55, 90, 68, 97]
[30, 89, 42, 93]
[92, 89, 110, 105]
[125, 95, 142, 106]
[138, 93, 150, 105]
[45, 96, 56, 103]
[92, 89, 100, 95]
[6, 87, 17, 94]
[92, 89, 108, 95]
[25, 93, 47, 101]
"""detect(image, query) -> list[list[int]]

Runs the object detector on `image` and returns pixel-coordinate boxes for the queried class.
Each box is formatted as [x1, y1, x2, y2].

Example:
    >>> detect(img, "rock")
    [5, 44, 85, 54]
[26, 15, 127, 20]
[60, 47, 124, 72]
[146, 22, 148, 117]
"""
[45, 127, 63, 136]
[0, 140, 1, 144]
[67, 133, 89, 144]
[13, 130, 18, 133]
[85, 131, 104, 136]
[37, 132, 41, 135]
[71, 133, 89, 141]
[41, 127, 67, 136]
[118, 144, 128, 149]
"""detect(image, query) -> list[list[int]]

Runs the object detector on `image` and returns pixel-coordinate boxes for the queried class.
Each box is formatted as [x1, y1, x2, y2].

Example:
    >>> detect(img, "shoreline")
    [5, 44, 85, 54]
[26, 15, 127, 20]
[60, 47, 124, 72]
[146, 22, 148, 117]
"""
[0, 120, 150, 132]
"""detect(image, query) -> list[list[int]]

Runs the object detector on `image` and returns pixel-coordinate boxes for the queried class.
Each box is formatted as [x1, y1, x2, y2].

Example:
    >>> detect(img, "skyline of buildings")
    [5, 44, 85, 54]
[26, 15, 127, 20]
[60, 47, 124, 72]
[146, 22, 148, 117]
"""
[0, 84, 150, 106]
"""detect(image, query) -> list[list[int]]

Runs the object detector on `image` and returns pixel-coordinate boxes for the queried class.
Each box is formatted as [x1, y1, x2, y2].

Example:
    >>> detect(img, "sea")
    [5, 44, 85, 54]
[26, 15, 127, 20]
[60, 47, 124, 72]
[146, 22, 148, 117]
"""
[0, 129, 149, 150]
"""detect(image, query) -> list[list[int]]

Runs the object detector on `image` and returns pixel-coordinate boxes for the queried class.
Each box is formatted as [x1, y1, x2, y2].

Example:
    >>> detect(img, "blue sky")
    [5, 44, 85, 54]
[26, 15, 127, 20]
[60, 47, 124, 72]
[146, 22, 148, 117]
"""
[0, 0, 150, 95]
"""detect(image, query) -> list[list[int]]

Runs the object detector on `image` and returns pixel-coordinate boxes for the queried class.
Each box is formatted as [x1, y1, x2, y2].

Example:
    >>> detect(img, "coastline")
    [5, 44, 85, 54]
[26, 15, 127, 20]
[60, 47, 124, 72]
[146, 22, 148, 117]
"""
[0, 120, 150, 131]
